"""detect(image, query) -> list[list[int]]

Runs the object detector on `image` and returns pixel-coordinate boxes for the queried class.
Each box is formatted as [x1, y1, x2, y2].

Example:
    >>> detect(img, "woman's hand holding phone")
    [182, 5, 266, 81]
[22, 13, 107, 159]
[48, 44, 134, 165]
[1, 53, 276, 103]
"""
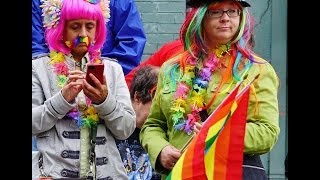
[83, 63, 108, 104]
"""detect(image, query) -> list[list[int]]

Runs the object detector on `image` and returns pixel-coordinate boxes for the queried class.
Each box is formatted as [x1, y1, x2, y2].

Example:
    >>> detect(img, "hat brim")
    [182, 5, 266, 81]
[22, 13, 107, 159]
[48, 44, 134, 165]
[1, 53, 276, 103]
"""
[239, 1, 250, 7]
[187, 0, 251, 8]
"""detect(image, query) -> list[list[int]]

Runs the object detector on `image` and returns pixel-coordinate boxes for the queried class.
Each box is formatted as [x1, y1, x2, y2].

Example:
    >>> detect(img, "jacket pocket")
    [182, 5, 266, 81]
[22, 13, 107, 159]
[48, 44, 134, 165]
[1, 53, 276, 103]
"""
[37, 131, 50, 138]
[209, 81, 234, 94]
[159, 83, 175, 114]
[161, 82, 175, 94]
[35, 131, 51, 151]
[206, 81, 234, 112]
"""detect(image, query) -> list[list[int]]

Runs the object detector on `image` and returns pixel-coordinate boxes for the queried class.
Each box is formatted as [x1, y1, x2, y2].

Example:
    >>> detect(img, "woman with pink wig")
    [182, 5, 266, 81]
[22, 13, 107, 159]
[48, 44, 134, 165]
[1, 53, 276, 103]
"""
[140, 0, 280, 179]
[32, 0, 135, 179]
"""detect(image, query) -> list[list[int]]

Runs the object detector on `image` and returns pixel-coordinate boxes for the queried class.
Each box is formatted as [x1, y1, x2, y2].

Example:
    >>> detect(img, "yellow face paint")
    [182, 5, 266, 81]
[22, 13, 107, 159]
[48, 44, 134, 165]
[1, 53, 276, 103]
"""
[65, 36, 90, 48]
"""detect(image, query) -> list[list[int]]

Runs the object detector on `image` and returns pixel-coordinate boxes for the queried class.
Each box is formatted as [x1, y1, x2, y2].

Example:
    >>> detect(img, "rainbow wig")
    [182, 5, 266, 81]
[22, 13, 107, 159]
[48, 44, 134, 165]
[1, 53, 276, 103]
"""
[45, 0, 107, 55]
[178, 0, 256, 81]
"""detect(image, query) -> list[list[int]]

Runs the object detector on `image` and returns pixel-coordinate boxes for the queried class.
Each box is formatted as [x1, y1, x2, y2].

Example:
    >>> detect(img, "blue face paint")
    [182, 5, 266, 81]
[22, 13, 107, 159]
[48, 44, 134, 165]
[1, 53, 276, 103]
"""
[73, 36, 90, 47]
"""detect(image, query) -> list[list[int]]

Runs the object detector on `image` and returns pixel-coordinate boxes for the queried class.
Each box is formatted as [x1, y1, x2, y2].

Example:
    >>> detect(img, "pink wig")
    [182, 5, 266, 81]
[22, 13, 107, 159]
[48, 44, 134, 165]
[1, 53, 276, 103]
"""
[45, 0, 106, 54]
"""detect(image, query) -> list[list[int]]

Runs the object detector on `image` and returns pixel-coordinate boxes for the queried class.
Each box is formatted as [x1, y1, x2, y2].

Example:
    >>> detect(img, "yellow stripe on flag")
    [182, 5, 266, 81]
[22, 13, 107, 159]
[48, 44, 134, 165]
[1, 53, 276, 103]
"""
[204, 119, 224, 180]
[204, 102, 239, 179]
[205, 138, 217, 179]
[171, 150, 186, 179]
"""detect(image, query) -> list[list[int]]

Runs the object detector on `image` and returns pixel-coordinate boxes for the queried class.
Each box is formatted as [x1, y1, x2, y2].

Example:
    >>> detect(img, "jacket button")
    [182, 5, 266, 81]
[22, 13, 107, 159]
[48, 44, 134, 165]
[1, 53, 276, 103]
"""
[102, 137, 106, 144]
[62, 131, 69, 137]
[103, 157, 108, 164]
[61, 169, 68, 177]
[61, 150, 69, 158]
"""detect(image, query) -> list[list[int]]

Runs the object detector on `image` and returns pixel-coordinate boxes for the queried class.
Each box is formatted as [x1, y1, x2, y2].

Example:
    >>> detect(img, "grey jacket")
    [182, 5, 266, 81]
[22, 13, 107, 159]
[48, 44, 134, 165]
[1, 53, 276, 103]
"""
[32, 55, 135, 179]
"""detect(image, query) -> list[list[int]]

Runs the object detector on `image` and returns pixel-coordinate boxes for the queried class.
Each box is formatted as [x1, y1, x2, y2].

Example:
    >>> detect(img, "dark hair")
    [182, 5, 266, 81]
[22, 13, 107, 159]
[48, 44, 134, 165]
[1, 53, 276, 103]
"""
[129, 65, 159, 104]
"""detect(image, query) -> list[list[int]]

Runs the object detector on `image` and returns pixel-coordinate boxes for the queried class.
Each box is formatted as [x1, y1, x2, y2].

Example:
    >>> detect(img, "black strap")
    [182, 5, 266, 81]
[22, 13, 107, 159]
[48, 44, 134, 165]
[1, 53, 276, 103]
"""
[89, 125, 97, 163]
[38, 153, 51, 178]
[87, 125, 98, 179]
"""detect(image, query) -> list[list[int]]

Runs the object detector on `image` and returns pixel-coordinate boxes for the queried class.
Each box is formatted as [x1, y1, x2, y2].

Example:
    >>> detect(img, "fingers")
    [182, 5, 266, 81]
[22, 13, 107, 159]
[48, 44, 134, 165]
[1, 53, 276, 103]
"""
[61, 81, 83, 103]
[87, 73, 104, 88]
[67, 73, 85, 84]
[170, 161, 176, 169]
[69, 70, 84, 75]
[193, 121, 203, 134]
[82, 84, 96, 100]
[82, 79, 108, 104]
[68, 70, 85, 80]
[166, 158, 177, 170]
[102, 75, 106, 84]
[160, 145, 181, 170]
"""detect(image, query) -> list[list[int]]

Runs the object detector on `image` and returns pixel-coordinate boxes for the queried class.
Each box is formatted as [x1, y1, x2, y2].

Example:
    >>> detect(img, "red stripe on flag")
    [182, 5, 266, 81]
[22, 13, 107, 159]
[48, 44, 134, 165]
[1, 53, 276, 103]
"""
[182, 138, 196, 179]
[225, 88, 249, 180]
[191, 84, 241, 179]
[192, 127, 207, 179]
[214, 116, 230, 180]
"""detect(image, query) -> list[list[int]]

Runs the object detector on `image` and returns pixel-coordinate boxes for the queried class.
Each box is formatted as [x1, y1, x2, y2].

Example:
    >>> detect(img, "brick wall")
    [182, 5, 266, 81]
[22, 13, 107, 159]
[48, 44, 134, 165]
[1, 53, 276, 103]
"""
[135, 0, 186, 61]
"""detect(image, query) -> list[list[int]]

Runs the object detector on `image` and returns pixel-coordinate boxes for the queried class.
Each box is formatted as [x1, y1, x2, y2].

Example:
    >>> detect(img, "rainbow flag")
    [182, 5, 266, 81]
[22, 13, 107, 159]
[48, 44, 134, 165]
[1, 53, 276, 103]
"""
[167, 82, 250, 180]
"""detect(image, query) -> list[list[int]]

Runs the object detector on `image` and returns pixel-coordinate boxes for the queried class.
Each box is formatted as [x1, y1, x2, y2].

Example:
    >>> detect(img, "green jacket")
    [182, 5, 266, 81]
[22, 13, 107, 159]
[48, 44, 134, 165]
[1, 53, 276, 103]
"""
[140, 55, 280, 179]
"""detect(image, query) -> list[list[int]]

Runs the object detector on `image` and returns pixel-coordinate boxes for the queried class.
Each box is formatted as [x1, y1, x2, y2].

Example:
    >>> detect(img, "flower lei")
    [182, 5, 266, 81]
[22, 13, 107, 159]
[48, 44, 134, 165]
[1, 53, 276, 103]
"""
[49, 51, 102, 128]
[171, 44, 230, 135]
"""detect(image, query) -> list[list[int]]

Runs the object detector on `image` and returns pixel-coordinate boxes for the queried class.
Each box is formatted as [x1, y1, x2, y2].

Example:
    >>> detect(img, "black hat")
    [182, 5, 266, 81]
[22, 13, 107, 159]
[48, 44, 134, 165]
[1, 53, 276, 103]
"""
[187, 0, 251, 8]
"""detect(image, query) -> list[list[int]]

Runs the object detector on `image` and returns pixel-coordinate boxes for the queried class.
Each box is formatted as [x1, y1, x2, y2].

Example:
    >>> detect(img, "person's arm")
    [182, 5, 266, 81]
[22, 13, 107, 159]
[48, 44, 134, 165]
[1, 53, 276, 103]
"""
[102, 0, 146, 75]
[139, 64, 171, 175]
[32, 60, 75, 134]
[32, 0, 49, 59]
[94, 60, 136, 140]
[244, 61, 280, 154]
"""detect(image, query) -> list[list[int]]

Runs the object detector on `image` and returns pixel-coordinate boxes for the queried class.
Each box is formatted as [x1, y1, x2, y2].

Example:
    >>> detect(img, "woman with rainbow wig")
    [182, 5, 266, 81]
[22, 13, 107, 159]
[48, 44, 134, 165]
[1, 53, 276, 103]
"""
[32, 0, 135, 179]
[140, 0, 280, 179]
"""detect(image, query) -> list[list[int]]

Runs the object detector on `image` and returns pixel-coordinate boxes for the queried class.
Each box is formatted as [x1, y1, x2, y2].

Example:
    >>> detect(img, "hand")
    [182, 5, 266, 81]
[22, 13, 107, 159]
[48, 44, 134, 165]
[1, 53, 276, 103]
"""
[159, 145, 181, 170]
[83, 74, 108, 104]
[61, 70, 85, 103]
[193, 121, 203, 134]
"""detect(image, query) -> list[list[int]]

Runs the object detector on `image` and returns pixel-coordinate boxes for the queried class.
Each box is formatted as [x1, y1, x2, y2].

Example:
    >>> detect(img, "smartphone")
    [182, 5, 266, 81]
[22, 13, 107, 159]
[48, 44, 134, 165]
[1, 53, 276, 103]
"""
[86, 63, 104, 87]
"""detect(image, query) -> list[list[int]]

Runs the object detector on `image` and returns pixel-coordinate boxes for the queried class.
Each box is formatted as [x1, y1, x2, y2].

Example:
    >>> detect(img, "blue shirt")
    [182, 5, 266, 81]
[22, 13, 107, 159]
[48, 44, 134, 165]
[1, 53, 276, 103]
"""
[115, 128, 161, 180]
[32, 0, 146, 75]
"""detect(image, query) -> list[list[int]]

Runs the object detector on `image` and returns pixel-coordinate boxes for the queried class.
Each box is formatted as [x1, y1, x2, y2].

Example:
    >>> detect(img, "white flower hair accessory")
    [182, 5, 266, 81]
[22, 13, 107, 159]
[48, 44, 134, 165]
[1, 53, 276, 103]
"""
[40, 0, 110, 29]
[40, 0, 62, 28]
[98, 0, 110, 23]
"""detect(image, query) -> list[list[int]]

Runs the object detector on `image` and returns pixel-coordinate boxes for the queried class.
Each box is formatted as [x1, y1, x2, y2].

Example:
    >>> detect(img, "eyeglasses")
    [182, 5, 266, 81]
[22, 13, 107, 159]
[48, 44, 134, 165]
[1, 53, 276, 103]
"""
[206, 9, 241, 18]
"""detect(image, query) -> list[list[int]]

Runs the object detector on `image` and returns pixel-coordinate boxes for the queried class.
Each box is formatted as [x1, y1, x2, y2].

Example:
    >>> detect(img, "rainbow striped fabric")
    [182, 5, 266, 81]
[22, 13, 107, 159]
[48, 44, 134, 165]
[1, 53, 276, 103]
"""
[166, 82, 250, 180]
